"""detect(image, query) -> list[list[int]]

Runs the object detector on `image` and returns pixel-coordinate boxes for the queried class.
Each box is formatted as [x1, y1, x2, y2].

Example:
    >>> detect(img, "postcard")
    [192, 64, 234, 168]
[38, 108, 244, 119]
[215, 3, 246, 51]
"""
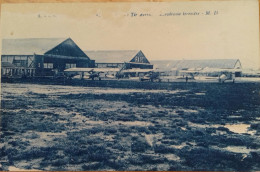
[0, 0, 259, 171]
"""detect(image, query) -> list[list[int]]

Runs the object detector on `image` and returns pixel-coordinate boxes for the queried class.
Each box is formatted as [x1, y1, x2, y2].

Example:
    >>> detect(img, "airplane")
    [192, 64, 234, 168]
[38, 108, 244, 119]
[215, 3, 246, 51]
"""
[139, 71, 161, 82]
[64, 68, 120, 80]
[86, 69, 104, 80]
[179, 68, 240, 83]
[115, 68, 161, 82]
[64, 67, 160, 82]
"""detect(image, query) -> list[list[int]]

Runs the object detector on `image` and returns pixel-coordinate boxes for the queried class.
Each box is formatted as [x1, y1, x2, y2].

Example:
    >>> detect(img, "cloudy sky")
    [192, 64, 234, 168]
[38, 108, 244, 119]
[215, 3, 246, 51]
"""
[1, 1, 259, 69]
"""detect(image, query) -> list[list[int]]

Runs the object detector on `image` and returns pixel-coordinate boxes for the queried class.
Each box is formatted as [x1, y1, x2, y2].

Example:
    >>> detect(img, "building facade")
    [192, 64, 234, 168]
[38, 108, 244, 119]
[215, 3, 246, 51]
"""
[1, 38, 94, 77]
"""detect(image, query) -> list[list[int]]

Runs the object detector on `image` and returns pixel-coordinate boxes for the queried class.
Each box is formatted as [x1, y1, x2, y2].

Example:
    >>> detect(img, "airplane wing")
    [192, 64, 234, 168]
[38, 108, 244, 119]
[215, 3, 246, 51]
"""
[179, 68, 241, 74]
[122, 69, 154, 73]
[64, 68, 120, 72]
[179, 70, 200, 74]
[72, 74, 90, 79]
[200, 68, 241, 73]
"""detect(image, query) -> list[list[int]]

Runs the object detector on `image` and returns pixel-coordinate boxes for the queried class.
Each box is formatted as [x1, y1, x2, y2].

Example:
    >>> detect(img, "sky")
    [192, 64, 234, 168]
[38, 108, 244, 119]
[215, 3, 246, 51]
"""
[1, 0, 259, 69]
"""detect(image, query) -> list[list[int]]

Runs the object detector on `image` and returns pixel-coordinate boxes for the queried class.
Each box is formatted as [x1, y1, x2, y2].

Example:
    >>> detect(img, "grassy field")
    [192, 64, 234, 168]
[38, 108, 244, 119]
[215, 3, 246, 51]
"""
[0, 82, 260, 171]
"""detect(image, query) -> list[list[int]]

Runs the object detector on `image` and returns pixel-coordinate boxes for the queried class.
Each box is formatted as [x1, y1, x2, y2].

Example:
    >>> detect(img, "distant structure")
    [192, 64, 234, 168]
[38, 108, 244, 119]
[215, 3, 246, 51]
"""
[85, 50, 153, 69]
[152, 59, 242, 77]
[1, 38, 94, 77]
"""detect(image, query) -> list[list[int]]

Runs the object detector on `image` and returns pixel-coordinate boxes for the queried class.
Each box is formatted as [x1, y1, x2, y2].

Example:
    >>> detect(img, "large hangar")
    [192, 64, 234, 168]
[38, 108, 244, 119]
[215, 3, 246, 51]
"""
[1, 38, 94, 77]
[152, 59, 242, 77]
[84, 50, 153, 69]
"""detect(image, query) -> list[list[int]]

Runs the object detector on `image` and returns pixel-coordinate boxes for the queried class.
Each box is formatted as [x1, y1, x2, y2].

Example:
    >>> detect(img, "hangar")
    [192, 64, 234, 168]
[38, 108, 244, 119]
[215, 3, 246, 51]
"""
[152, 59, 242, 77]
[84, 50, 153, 69]
[1, 38, 94, 77]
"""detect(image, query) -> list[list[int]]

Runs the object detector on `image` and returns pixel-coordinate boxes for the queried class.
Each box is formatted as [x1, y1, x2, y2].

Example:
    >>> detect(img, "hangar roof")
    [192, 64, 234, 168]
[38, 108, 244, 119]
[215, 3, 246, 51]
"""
[2, 38, 89, 59]
[84, 50, 141, 63]
[2, 38, 67, 55]
[151, 59, 242, 70]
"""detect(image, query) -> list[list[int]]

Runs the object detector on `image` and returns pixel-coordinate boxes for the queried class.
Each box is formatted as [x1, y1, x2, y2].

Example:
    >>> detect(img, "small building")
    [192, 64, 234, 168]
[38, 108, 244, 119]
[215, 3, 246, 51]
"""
[1, 38, 94, 77]
[84, 50, 153, 69]
[152, 59, 242, 77]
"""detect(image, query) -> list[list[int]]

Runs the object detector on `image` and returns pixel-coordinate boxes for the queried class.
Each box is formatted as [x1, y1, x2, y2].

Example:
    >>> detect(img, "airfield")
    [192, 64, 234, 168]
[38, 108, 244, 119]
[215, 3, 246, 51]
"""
[1, 82, 260, 171]
[2, 74, 260, 87]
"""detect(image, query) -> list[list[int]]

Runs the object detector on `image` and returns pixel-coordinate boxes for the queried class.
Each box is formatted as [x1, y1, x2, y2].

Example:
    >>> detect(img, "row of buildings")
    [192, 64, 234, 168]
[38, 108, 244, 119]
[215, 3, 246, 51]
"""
[1, 37, 242, 78]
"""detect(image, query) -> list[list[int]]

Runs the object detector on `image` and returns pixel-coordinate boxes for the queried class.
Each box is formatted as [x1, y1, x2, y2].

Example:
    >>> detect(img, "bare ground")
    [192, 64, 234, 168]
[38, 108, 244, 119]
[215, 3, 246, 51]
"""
[0, 83, 260, 171]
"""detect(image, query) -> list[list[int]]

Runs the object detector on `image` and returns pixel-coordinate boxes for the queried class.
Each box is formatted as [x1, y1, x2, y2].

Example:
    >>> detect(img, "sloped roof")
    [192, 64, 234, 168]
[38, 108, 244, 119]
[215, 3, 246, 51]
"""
[151, 59, 241, 70]
[84, 50, 140, 63]
[2, 38, 68, 55]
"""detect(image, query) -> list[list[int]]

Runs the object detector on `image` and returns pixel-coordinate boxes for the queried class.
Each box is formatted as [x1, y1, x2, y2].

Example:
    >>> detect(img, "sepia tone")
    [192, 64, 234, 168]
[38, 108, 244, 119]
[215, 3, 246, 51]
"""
[0, 0, 260, 171]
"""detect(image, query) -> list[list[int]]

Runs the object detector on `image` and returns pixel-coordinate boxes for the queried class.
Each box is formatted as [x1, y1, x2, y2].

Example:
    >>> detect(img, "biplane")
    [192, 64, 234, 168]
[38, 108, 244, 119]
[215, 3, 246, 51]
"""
[179, 67, 241, 83]
[139, 71, 161, 82]
[64, 68, 120, 80]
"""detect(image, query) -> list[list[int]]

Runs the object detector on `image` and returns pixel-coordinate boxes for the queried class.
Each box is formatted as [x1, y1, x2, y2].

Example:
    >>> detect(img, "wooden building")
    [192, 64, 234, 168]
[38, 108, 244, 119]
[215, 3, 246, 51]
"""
[1, 38, 94, 77]
[84, 50, 153, 69]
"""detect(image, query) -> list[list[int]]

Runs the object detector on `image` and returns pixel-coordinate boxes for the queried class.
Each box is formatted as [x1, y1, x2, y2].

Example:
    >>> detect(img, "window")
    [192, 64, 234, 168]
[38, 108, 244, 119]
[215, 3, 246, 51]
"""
[2, 56, 8, 62]
[65, 63, 76, 69]
[19, 56, 27, 61]
[44, 63, 53, 69]
[9, 57, 14, 63]
[2, 56, 14, 63]
[13, 60, 27, 67]
[108, 63, 117, 68]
